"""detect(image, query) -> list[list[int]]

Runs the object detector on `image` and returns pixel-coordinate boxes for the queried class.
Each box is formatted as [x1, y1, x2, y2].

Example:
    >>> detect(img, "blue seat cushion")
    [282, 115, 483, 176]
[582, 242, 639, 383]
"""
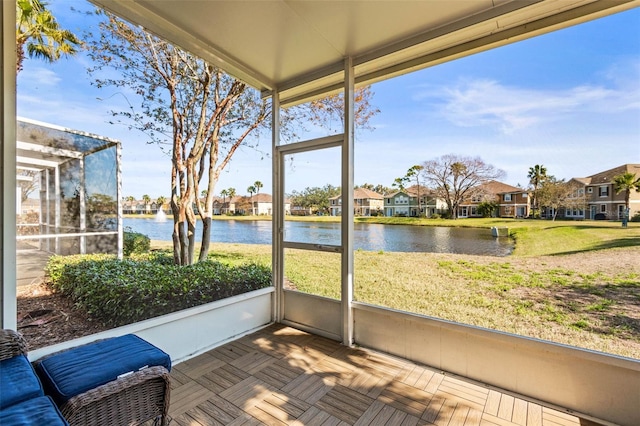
[0, 354, 44, 409]
[0, 396, 68, 425]
[35, 334, 171, 406]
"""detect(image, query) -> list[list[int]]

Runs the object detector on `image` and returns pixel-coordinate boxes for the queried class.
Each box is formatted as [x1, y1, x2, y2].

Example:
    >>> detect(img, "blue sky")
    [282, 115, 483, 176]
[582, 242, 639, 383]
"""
[17, 2, 640, 199]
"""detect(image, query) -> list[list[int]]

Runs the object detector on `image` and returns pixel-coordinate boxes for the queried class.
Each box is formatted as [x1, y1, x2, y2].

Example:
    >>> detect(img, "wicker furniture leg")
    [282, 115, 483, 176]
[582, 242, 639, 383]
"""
[59, 366, 170, 426]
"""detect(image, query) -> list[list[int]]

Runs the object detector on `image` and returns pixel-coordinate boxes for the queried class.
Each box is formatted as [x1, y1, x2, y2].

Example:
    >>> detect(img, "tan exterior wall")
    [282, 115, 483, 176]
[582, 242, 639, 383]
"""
[586, 182, 640, 219]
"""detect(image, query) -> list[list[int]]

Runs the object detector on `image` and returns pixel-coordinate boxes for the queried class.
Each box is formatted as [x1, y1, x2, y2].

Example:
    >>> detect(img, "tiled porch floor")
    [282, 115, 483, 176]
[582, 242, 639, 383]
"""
[167, 324, 602, 426]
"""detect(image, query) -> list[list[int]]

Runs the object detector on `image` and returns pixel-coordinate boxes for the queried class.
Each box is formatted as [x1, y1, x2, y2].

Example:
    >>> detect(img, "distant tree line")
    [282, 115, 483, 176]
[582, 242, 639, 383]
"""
[286, 156, 639, 221]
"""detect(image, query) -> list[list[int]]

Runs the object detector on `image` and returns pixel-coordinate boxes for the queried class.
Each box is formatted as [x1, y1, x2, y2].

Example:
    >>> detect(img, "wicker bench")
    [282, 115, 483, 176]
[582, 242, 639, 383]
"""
[0, 329, 69, 425]
[34, 334, 171, 426]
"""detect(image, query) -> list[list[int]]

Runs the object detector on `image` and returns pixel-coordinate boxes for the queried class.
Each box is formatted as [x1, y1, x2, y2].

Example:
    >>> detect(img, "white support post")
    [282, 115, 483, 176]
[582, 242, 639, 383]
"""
[79, 157, 86, 254]
[272, 92, 284, 322]
[116, 143, 123, 259]
[341, 57, 355, 346]
[43, 169, 50, 251]
[1, 0, 17, 330]
[39, 172, 46, 251]
[54, 166, 60, 254]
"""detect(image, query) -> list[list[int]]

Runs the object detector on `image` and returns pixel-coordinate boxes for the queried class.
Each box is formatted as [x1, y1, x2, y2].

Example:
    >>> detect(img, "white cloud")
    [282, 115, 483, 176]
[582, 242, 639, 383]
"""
[414, 62, 640, 135]
[18, 66, 62, 88]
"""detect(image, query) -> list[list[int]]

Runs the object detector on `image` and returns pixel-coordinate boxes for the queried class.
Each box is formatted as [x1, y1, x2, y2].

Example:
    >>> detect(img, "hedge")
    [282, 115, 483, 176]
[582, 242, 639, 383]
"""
[123, 230, 151, 256]
[45, 253, 272, 327]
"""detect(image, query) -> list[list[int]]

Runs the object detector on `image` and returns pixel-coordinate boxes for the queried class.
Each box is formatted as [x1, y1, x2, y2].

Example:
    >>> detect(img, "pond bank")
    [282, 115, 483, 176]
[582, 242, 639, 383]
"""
[129, 215, 639, 257]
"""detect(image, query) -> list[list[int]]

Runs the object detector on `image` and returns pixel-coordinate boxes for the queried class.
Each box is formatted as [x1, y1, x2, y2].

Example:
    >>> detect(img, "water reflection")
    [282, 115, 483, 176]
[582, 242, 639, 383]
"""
[124, 218, 513, 256]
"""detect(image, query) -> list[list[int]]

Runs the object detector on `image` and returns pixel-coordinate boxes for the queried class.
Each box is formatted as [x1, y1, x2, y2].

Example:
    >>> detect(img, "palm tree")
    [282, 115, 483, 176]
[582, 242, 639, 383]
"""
[527, 164, 547, 217]
[613, 172, 640, 216]
[15, 0, 81, 73]
[253, 180, 263, 194]
[142, 194, 151, 213]
[123, 195, 136, 214]
[156, 196, 167, 213]
[247, 185, 256, 215]
[227, 188, 236, 214]
[220, 189, 229, 214]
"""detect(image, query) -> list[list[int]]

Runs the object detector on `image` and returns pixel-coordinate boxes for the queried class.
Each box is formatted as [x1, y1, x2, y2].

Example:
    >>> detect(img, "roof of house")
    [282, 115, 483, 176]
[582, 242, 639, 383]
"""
[384, 185, 430, 198]
[405, 185, 435, 197]
[330, 188, 384, 200]
[579, 164, 640, 185]
[354, 188, 384, 200]
[572, 177, 591, 185]
[478, 180, 523, 195]
[253, 193, 273, 203]
[384, 190, 409, 198]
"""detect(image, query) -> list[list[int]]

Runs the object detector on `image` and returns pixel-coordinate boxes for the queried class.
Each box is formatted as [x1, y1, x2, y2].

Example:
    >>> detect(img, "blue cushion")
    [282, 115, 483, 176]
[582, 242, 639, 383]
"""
[0, 396, 68, 425]
[35, 334, 171, 406]
[0, 355, 44, 409]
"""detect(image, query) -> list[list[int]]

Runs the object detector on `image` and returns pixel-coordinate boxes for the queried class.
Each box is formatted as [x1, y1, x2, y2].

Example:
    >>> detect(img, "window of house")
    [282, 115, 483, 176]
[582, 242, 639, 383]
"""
[601, 204, 607, 212]
[587, 187, 593, 193]
[599, 186, 609, 196]
[504, 194, 512, 201]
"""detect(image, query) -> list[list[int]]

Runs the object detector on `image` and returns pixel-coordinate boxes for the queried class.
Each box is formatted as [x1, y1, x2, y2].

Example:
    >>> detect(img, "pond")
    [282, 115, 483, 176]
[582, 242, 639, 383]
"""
[124, 218, 514, 256]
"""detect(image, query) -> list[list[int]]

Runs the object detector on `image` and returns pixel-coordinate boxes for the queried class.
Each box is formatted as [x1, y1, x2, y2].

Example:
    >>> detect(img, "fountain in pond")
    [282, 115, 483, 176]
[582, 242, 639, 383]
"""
[155, 208, 167, 222]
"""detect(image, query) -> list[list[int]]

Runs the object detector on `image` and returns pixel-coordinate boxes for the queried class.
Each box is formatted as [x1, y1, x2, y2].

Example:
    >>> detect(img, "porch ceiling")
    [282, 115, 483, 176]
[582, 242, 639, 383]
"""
[90, 0, 638, 106]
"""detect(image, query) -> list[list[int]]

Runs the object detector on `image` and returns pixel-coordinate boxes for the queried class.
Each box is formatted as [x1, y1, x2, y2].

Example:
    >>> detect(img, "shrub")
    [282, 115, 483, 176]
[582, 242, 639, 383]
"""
[477, 201, 498, 218]
[45, 254, 272, 327]
[123, 228, 150, 256]
[630, 212, 640, 222]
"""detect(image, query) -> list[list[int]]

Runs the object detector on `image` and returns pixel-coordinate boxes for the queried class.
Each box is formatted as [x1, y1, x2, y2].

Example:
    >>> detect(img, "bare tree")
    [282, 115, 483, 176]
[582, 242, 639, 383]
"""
[421, 154, 505, 219]
[86, 12, 378, 265]
[537, 178, 585, 221]
[17, 170, 39, 201]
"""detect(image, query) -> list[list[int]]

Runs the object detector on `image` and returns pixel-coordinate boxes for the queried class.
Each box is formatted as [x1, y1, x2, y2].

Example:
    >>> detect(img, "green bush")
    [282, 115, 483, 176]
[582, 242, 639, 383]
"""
[630, 212, 640, 222]
[123, 229, 150, 256]
[45, 253, 272, 327]
[477, 201, 498, 218]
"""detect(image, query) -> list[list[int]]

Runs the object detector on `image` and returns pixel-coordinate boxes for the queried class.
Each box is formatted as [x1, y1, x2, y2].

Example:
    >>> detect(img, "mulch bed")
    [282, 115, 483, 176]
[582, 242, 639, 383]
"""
[17, 282, 108, 350]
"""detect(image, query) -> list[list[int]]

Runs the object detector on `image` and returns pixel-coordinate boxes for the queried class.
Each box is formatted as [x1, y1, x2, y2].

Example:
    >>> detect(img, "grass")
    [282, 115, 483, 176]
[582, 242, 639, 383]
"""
[148, 218, 640, 359]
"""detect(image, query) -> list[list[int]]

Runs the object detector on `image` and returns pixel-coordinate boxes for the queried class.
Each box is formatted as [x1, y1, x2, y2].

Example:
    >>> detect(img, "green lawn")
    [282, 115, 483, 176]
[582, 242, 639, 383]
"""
[150, 218, 640, 359]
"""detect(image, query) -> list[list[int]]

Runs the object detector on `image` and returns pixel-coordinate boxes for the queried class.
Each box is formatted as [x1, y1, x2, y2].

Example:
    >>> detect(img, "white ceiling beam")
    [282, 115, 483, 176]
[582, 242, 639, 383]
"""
[16, 156, 59, 168]
[17, 141, 83, 159]
[16, 165, 41, 172]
